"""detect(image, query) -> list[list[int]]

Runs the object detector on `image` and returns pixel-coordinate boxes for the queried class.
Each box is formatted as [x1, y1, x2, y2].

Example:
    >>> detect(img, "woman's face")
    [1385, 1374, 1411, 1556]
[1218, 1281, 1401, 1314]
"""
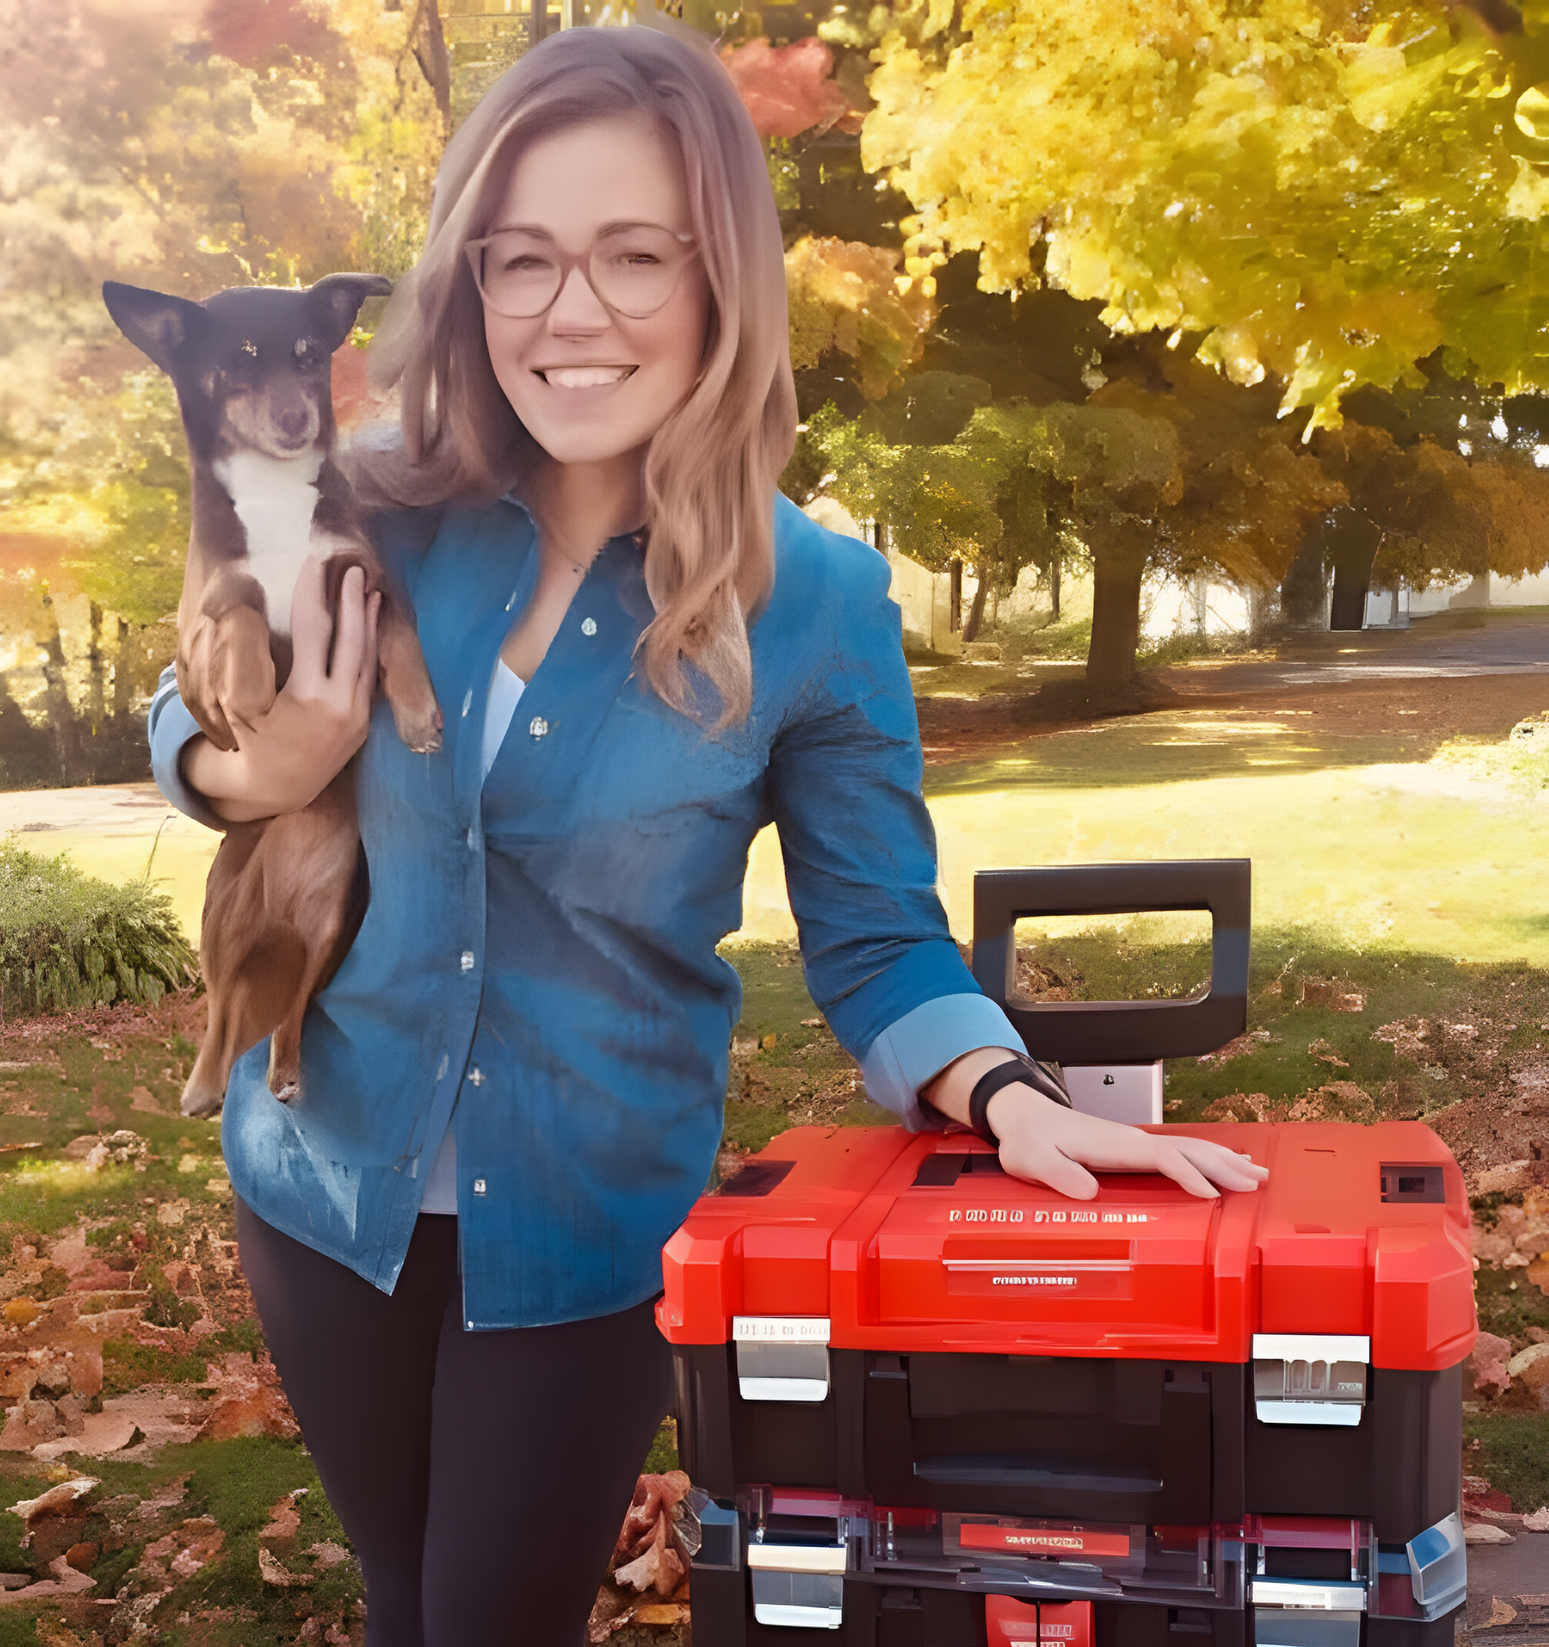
[481, 114, 711, 471]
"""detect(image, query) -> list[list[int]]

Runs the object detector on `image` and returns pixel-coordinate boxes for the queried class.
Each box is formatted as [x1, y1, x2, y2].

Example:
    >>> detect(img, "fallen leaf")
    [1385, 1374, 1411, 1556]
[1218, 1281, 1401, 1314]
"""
[258, 1545, 310, 1587]
[0, 1555, 95, 1605]
[635, 1603, 690, 1625]
[1298, 978, 1365, 1012]
[1489, 1598, 1519, 1628]
[128, 1087, 164, 1115]
[6, 1478, 98, 1542]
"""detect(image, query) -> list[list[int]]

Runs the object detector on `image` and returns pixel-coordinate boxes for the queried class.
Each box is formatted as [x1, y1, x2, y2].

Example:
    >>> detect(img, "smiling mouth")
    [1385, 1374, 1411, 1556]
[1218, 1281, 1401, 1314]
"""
[536, 366, 637, 389]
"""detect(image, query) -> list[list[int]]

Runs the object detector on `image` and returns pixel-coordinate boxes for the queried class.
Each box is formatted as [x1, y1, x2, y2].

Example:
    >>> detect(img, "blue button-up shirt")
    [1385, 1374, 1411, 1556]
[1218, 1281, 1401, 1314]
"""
[149, 493, 1018, 1328]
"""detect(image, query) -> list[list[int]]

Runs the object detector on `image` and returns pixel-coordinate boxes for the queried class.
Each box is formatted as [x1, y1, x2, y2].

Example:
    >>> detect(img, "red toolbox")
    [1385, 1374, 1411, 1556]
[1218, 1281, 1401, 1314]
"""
[660, 865, 1475, 1647]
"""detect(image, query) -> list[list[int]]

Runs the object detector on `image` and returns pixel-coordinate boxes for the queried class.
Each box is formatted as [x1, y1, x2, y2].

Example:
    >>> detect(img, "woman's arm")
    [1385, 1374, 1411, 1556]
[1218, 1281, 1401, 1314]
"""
[175, 560, 380, 825]
[769, 530, 1264, 1201]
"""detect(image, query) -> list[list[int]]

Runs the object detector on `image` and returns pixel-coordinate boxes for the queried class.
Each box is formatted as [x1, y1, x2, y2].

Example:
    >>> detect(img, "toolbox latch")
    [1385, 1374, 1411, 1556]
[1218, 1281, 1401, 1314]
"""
[1405, 1511, 1466, 1622]
[1251, 1334, 1369, 1426]
[734, 1316, 831, 1402]
[748, 1543, 846, 1629]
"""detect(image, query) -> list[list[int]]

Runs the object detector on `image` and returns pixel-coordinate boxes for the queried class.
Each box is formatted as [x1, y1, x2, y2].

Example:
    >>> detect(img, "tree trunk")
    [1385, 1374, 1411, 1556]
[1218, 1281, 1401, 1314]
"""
[962, 568, 990, 643]
[37, 590, 85, 784]
[1085, 537, 1149, 700]
[1050, 552, 1061, 620]
[113, 619, 134, 719]
[88, 601, 106, 733]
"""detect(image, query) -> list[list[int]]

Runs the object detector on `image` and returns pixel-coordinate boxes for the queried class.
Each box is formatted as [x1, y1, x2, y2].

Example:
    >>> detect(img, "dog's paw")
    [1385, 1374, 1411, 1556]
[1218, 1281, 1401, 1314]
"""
[272, 1079, 300, 1103]
[391, 702, 444, 756]
[180, 1083, 225, 1120]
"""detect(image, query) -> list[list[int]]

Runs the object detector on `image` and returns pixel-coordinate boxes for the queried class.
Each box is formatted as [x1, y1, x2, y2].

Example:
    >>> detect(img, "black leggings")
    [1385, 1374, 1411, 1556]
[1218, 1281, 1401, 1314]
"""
[235, 1200, 674, 1647]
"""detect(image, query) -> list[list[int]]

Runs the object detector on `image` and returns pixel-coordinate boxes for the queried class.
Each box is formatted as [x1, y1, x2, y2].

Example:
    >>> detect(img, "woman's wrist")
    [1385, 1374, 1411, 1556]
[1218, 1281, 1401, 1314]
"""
[919, 1045, 1026, 1128]
[181, 734, 305, 824]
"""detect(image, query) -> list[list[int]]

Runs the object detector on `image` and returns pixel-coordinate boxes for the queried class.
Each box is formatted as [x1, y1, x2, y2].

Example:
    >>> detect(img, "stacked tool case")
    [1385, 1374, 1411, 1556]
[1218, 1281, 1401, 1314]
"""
[658, 864, 1475, 1647]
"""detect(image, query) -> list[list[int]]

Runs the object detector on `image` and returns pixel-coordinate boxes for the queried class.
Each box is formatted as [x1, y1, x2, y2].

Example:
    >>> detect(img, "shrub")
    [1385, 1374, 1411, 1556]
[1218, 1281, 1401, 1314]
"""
[0, 838, 196, 1019]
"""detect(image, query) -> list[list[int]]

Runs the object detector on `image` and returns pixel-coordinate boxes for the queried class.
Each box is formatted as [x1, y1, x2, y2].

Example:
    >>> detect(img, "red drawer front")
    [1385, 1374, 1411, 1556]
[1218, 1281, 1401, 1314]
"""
[986, 1598, 1094, 1647]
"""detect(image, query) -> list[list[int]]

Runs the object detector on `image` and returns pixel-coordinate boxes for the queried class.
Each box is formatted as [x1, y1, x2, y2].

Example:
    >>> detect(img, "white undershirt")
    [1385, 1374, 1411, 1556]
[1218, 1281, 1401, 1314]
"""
[420, 658, 526, 1215]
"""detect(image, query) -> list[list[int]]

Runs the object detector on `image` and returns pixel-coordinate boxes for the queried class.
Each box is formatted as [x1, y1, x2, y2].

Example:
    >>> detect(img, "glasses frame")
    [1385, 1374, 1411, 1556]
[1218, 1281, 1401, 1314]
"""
[463, 227, 699, 321]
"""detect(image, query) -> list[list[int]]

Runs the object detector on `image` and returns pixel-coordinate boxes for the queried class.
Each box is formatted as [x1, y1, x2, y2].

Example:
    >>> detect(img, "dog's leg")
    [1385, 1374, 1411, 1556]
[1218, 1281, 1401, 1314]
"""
[376, 589, 443, 754]
[177, 568, 277, 750]
[261, 772, 367, 1104]
[320, 551, 442, 754]
[181, 821, 310, 1118]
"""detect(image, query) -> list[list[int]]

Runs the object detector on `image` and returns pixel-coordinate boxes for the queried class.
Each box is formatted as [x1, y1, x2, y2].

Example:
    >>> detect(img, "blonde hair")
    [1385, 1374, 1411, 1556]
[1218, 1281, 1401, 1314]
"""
[367, 23, 797, 724]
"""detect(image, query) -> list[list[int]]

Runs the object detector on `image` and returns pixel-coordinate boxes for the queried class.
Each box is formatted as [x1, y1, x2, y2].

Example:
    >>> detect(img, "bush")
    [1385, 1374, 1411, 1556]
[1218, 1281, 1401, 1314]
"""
[0, 838, 196, 1019]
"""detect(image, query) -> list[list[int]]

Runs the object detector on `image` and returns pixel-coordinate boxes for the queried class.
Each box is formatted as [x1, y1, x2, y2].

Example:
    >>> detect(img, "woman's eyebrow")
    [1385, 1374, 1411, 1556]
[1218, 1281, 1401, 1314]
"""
[484, 218, 684, 238]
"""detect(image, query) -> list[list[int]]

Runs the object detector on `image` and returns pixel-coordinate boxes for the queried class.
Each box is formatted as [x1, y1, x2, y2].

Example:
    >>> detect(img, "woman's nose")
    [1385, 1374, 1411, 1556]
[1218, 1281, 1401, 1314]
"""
[547, 260, 610, 331]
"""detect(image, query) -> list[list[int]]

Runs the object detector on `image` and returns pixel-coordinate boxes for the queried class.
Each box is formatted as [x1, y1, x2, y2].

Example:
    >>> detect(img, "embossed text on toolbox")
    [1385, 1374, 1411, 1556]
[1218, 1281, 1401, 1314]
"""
[959, 1523, 1132, 1558]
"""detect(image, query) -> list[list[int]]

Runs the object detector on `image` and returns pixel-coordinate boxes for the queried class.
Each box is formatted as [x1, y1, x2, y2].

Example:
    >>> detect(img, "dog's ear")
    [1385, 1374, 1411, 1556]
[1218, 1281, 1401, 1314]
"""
[102, 282, 203, 374]
[308, 274, 395, 353]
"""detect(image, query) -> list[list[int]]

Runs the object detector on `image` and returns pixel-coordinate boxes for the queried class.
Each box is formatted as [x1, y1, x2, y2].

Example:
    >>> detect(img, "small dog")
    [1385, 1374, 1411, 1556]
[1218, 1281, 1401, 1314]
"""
[104, 275, 443, 1117]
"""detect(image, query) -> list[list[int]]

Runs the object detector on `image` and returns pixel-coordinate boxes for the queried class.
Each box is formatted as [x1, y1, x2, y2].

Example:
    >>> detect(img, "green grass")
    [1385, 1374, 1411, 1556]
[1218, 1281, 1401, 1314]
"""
[0, 839, 197, 1018]
[720, 927, 1546, 1144]
[1466, 1412, 1549, 1514]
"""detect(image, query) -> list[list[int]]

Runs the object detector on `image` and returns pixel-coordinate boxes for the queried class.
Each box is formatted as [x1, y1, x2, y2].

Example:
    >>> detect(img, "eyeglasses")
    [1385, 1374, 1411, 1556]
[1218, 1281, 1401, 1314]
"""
[464, 225, 699, 320]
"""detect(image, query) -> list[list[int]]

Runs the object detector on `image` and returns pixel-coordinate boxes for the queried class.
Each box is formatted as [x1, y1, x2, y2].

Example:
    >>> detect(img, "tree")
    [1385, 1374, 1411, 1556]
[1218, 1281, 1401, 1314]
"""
[0, 0, 445, 778]
[810, 349, 1343, 692]
[860, 0, 1549, 433]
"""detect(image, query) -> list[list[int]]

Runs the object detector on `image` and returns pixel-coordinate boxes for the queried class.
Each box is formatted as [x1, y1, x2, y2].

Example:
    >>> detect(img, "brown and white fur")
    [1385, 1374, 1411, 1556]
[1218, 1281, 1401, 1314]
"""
[103, 275, 443, 1118]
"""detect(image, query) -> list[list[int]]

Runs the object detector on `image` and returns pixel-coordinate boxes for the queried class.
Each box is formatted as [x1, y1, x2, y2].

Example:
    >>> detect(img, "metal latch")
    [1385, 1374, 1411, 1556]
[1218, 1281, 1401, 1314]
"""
[1251, 1334, 1369, 1427]
[749, 1541, 846, 1629]
[734, 1316, 831, 1402]
[1252, 1577, 1366, 1647]
[1406, 1511, 1466, 1622]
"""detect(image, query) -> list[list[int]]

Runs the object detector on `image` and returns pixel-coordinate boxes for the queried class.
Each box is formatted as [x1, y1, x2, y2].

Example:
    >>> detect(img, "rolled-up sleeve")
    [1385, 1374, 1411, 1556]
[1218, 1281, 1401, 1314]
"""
[147, 665, 225, 832]
[765, 542, 1019, 1130]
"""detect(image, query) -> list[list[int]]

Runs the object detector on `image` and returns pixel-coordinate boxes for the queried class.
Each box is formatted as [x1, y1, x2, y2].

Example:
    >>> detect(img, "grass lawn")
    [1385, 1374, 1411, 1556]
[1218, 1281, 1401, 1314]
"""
[0, 673, 1546, 1638]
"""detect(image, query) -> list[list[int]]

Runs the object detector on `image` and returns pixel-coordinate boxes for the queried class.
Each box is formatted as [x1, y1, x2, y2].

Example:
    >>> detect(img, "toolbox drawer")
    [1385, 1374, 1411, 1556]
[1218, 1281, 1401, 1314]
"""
[862, 1352, 1213, 1524]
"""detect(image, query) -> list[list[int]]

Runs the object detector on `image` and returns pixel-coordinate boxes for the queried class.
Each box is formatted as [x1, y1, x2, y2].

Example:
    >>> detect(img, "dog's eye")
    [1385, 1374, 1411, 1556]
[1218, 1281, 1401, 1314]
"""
[294, 339, 323, 366]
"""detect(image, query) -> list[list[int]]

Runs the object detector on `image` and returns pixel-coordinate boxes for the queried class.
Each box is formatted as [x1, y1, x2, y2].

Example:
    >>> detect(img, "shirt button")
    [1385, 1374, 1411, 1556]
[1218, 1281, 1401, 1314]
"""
[473, 1178, 487, 1196]
[581, 617, 597, 637]
[529, 716, 548, 738]
[460, 950, 475, 972]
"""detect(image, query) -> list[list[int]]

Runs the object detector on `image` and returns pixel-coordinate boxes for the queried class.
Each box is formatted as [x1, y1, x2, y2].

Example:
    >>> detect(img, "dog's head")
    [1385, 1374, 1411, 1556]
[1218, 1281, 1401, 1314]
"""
[102, 274, 393, 461]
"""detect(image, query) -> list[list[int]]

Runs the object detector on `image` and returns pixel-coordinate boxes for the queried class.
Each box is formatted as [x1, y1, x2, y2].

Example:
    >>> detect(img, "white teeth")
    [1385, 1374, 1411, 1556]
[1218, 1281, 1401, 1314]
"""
[541, 366, 632, 389]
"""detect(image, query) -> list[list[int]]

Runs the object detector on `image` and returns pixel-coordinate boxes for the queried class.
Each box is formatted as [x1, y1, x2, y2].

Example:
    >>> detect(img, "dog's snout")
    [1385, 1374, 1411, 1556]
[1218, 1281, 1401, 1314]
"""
[276, 405, 311, 442]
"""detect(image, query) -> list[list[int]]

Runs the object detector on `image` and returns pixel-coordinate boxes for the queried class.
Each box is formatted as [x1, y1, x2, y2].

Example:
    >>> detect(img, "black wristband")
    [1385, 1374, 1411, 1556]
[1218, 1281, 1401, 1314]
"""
[968, 1052, 1073, 1145]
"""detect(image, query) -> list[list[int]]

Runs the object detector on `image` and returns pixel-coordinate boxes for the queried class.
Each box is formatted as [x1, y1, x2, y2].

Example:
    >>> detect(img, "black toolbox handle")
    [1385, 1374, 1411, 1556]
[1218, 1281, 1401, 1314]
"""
[971, 860, 1250, 1064]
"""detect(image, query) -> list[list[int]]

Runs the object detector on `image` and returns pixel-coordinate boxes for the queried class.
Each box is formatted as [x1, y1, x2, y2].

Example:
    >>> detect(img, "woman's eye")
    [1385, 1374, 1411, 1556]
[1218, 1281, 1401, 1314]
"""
[500, 254, 553, 275]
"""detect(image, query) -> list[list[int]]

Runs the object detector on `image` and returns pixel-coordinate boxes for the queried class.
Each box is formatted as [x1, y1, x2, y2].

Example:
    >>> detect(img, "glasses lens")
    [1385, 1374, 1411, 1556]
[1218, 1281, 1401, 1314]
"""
[477, 230, 562, 318]
[474, 227, 693, 318]
[589, 227, 692, 318]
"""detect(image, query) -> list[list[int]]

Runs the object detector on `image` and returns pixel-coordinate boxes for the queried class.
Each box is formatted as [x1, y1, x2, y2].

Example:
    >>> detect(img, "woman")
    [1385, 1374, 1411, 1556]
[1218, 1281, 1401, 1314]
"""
[148, 23, 1265, 1646]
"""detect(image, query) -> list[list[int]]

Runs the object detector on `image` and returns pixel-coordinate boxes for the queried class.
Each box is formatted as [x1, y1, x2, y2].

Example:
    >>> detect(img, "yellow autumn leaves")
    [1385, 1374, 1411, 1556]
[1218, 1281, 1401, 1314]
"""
[860, 0, 1549, 431]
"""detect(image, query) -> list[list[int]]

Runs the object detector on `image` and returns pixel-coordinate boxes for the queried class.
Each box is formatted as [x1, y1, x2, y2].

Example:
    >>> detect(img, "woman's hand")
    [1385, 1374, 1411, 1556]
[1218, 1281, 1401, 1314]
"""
[922, 1046, 1269, 1200]
[181, 559, 381, 824]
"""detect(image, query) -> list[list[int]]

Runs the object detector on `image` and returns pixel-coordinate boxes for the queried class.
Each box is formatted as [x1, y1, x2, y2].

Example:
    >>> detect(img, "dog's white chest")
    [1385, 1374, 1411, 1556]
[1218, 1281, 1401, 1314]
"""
[214, 450, 328, 637]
